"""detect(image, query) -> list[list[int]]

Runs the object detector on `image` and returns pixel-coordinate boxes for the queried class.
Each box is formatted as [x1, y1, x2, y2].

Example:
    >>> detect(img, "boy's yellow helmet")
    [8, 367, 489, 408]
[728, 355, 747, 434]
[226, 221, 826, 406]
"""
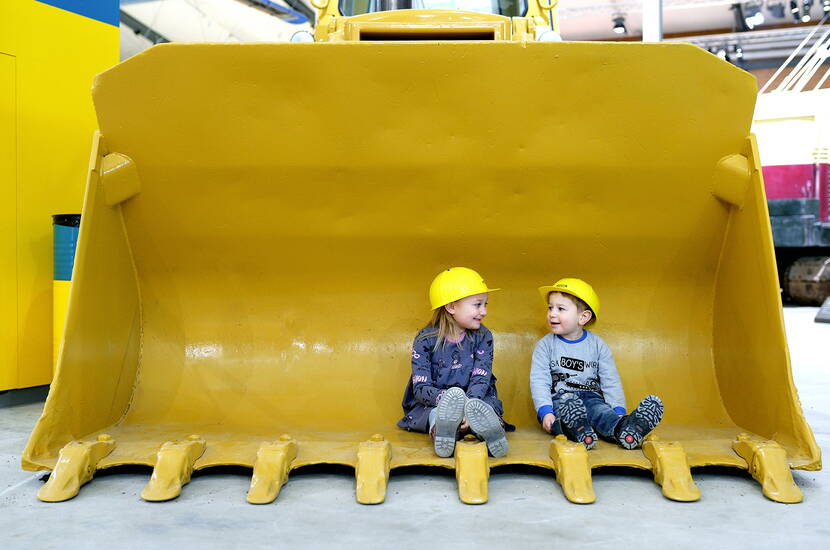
[538, 278, 601, 324]
[429, 267, 500, 310]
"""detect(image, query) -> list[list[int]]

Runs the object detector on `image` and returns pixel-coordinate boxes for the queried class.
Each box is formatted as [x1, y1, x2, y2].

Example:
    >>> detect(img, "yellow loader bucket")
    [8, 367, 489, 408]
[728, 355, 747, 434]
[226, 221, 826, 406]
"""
[23, 41, 820, 505]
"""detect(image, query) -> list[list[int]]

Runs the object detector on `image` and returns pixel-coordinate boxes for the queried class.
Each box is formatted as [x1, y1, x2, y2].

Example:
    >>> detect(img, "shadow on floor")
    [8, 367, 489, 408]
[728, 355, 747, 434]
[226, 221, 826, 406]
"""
[0, 385, 49, 408]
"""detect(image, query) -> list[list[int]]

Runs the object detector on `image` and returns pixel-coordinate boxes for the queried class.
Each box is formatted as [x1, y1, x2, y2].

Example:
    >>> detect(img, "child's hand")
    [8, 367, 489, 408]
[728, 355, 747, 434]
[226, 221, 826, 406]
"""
[542, 413, 556, 433]
[460, 418, 470, 431]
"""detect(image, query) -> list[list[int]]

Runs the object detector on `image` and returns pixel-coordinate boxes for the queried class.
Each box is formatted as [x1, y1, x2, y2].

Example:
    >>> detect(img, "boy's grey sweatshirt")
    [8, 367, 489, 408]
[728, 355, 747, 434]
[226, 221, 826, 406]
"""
[529, 331, 626, 420]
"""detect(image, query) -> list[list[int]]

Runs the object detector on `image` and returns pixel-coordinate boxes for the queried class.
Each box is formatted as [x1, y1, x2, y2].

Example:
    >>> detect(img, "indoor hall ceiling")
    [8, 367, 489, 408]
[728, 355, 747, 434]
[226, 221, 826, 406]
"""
[119, 1, 829, 61]
[557, 1, 825, 40]
[120, 0, 312, 59]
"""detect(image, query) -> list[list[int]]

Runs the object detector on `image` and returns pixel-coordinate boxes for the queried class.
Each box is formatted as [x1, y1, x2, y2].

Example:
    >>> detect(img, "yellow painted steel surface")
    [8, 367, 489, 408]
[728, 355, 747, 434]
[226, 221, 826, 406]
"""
[0, 1, 118, 390]
[23, 41, 821, 503]
[52, 280, 71, 370]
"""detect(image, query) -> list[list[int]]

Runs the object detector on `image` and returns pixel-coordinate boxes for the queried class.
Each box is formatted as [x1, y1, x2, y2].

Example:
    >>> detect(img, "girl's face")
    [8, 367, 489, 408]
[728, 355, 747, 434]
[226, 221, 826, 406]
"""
[446, 293, 489, 331]
[547, 292, 591, 339]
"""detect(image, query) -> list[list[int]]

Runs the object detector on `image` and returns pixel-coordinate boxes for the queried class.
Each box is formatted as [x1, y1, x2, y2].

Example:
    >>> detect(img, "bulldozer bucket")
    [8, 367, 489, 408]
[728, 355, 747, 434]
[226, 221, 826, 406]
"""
[23, 41, 820, 504]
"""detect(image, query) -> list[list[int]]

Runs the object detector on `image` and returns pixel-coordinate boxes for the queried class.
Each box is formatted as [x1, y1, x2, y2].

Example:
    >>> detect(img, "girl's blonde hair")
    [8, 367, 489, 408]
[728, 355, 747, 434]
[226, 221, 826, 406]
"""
[423, 306, 465, 352]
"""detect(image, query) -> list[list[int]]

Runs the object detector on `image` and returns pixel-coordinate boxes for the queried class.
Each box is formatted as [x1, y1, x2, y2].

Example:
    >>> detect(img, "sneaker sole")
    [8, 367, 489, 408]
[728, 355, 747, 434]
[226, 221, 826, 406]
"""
[434, 388, 466, 458]
[618, 395, 664, 450]
[559, 395, 598, 450]
[464, 399, 508, 458]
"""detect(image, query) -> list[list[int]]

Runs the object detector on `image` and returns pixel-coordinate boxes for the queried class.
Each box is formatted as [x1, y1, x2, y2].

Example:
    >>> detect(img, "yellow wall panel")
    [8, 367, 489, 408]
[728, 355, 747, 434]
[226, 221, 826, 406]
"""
[1, 0, 118, 390]
[0, 53, 17, 390]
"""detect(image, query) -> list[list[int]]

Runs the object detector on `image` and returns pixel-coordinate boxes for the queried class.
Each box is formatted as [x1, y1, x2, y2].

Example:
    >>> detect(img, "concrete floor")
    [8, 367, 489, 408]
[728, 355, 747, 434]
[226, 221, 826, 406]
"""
[1, 307, 828, 549]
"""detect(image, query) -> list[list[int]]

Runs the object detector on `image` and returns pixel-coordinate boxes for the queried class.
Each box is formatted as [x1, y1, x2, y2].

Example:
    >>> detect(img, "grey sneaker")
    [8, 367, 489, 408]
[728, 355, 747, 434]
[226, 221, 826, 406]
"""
[616, 395, 664, 450]
[464, 398, 508, 458]
[558, 393, 598, 450]
[433, 387, 467, 457]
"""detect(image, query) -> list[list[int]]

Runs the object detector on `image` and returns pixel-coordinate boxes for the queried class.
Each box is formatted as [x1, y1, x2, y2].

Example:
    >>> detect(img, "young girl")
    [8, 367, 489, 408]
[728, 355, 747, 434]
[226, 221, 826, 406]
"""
[397, 267, 512, 458]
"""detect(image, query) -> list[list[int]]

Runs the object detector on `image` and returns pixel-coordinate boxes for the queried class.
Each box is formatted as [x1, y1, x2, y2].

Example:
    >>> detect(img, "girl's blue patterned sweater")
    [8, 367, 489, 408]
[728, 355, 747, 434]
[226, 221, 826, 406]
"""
[397, 325, 510, 433]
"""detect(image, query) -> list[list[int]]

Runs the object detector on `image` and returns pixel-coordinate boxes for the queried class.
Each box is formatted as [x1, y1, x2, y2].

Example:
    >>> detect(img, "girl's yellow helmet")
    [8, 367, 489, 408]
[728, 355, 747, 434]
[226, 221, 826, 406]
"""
[538, 278, 601, 325]
[429, 267, 500, 310]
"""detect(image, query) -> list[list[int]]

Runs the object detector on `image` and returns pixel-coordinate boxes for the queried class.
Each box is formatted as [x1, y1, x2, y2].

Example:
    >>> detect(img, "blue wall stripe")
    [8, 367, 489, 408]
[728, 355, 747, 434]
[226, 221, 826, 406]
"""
[36, 0, 120, 27]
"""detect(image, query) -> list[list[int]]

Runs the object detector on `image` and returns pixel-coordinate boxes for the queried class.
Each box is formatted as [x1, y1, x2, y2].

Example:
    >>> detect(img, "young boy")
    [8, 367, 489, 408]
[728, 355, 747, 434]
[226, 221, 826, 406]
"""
[529, 278, 664, 450]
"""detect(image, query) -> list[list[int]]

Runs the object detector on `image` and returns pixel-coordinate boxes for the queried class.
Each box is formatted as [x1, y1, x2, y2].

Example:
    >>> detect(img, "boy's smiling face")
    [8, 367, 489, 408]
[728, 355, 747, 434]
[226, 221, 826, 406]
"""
[547, 292, 592, 340]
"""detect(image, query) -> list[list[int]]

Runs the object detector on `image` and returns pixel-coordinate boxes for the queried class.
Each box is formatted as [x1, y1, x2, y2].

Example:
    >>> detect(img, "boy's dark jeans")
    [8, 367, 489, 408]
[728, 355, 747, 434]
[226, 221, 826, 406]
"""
[549, 391, 623, 439]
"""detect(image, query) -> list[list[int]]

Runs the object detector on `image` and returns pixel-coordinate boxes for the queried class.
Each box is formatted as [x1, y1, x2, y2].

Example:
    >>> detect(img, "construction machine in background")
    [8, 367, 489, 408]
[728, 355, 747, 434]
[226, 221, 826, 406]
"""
[310, 0, 561, 41]
[753, 20, 830, 305]
[23, 0, 820, 505]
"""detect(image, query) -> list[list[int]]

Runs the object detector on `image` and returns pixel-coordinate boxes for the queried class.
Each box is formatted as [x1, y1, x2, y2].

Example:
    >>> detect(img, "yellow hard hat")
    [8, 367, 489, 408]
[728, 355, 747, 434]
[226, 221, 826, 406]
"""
[538, 278, 601, 325]
[429, 267, 500, 310]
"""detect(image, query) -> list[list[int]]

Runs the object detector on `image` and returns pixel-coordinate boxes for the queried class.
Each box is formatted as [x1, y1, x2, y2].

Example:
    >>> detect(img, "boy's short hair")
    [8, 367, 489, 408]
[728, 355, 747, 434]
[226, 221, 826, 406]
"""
[550, 291, 594, 319]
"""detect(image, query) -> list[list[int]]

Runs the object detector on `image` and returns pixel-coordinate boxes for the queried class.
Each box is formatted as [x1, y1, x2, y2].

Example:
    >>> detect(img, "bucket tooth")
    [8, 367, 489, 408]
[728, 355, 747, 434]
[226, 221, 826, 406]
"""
[642, 437, 701, 502]
[141, 435, 206, 502]
[549, 435, 595, 504]
[455, 435, 489, 504]
[733, 433, 803, 503]
[247, 435, 298, 504]
[355, 434, 392, 504]
[37, 434, 115, 502]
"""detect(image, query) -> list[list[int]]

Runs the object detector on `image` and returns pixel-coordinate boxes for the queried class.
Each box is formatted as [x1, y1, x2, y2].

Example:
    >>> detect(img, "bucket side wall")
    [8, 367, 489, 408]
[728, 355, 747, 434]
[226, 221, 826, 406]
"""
[22, 133, 142, 468]
[713, 136, 821, 468]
